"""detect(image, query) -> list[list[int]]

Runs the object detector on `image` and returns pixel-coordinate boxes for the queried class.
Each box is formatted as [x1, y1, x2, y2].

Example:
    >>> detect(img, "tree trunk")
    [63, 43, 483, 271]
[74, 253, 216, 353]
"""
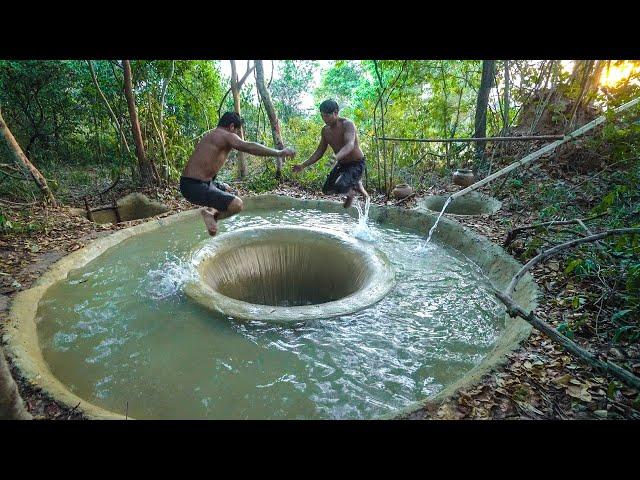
[0, 347, 32, 420]
[123, 60, 154, 187]
[502, 60, 510, 134]
[230, 61, 247, 179]
[373, 60, 389, 194]
[87, 60, 132, 156]
[159, 60, 174, 182]
[474, 60, 495, 160]
[586, 60, 606, 100]
[255, 60, 284, 179]
[0, 106, 57, 207]
[567, 61, 598, 130]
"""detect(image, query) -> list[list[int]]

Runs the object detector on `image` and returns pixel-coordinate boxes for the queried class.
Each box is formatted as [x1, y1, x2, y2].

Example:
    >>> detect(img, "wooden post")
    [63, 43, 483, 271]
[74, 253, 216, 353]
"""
[113, 200, 122, 223]
[0, 346, 32, 420]
[83, 196, 94, 222]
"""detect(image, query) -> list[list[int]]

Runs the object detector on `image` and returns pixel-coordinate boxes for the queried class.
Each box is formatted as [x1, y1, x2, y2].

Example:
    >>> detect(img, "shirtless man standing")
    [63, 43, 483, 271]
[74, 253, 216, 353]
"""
[292, 99, 368, 208]
[180, 112, 295, 236]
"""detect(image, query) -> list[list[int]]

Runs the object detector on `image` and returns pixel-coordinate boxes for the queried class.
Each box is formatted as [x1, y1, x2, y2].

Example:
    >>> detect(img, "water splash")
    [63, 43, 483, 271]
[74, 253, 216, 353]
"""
[352, 197, 375, 242]
[426, 196, 453, 244]
[144, 253, 195, 300]
[413, 239, 435, 256]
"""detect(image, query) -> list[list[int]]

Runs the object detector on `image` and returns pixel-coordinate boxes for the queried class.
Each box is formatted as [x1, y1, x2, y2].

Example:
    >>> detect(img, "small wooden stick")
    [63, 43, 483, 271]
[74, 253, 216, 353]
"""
[503, 212, 608, 247]
[392, 193, 416, 206]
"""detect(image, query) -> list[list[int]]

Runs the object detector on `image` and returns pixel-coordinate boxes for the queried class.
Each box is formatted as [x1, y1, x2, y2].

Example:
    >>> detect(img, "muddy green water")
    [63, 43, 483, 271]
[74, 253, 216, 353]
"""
[37, 205, 505, 419]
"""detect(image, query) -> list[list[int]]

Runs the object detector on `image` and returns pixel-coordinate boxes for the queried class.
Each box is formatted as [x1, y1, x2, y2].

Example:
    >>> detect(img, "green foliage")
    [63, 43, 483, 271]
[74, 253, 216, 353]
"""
[0, 209, 45, 235]
[557, 322, 575, 340]
[0, 59, 565, 200]
[1, 59, 637, 205]
[523, 236, 543, 260]
[0, 59, 225, 195]
[278, 116, 332, 189]
[244, 165, 279, 193]
[0, 211, 12, 232]
[539, 205, 560, 219]
[560, 112, 640, 342]
[510, 178, 523, 189]
[271, 60, 318, 121]
[315, 61, 365, 114]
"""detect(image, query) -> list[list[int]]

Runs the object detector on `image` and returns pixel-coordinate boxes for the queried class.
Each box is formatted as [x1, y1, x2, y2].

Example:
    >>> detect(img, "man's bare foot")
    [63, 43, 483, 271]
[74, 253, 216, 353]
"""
[343, 189, 356, 208]
[200, 207, 219, 236]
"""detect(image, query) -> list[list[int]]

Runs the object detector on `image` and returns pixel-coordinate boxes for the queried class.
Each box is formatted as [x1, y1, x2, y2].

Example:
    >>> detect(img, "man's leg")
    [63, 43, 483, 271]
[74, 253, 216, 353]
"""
[200, 208, 219, 236]
[214, 196, 243, 221]
[343, 187, 356, 208]
[200, 197, 243, 236]
[200, 196, 242, 235]
[322, 164, 343, 194]
[334, 163, 364, 208]
[357, 180, 369, 200]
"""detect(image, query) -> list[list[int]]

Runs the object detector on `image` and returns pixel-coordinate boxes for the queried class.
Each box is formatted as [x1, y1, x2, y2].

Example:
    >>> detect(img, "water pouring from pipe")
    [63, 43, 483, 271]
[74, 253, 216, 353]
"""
[426, 196, 453, 244]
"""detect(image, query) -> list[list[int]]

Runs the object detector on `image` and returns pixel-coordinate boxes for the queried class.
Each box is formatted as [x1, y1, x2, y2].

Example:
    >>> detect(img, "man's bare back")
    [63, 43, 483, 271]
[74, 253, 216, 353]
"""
[183, 129, 236, 181]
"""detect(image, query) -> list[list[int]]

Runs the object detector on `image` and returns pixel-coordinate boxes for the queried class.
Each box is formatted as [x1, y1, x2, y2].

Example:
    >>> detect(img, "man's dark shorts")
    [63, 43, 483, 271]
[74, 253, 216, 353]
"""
[180, 176, 236, 211]
[322, 157, 366, 195]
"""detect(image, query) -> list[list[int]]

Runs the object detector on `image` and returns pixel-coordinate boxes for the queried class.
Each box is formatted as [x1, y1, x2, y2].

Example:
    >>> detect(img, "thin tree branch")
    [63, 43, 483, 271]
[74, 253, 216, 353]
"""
[86, 60, 131, 154]
[237, 61, 255, 88]
[507, 228, 640, 296]
[503, 212, 609, 247]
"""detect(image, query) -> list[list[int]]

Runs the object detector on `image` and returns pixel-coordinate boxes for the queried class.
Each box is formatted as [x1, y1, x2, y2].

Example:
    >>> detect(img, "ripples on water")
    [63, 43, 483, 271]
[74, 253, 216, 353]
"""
[37, 207, 505, 419]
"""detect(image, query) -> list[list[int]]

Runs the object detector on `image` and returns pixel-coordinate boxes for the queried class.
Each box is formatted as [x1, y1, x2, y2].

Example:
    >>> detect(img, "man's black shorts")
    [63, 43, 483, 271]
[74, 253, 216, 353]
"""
[179, 176, 236, 211]
[322, 158, 366, 194]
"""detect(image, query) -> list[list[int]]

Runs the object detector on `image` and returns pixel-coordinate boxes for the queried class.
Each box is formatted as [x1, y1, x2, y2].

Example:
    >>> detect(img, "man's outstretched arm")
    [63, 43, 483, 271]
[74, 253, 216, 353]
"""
[293, 132, 328, 172]
[229, 134, 295, 157]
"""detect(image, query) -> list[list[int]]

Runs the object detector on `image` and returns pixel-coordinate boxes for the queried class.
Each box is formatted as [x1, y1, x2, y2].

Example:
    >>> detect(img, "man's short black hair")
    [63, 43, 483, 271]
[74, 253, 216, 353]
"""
[319, 99, 339, 114]
[218, 111, 245, 128]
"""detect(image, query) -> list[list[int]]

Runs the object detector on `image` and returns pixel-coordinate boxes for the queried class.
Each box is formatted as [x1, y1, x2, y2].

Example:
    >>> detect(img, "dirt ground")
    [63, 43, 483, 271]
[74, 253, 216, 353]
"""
[1, 174, 639, 420]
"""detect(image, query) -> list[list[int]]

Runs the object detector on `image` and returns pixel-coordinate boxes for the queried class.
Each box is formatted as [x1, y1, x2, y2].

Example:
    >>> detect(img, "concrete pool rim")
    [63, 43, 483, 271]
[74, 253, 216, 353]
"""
[4, 194, 537, 420]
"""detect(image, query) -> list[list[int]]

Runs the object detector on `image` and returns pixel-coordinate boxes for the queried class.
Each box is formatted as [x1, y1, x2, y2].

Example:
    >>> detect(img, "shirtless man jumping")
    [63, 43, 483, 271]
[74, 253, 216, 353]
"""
[180, 112, 295, 236]
[292, 99, 369, 208]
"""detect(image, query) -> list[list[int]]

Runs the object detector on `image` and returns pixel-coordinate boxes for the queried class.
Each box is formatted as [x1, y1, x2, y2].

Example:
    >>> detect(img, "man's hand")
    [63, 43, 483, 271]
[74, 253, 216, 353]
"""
[292, 164, 304, 173]
[279, 147, 296, 158]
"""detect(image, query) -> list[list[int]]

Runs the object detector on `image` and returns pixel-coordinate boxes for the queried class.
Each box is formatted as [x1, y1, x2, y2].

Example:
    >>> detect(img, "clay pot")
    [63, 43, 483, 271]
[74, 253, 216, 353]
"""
[452, 169, 475, 187]
[391, 183, 413, 199]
